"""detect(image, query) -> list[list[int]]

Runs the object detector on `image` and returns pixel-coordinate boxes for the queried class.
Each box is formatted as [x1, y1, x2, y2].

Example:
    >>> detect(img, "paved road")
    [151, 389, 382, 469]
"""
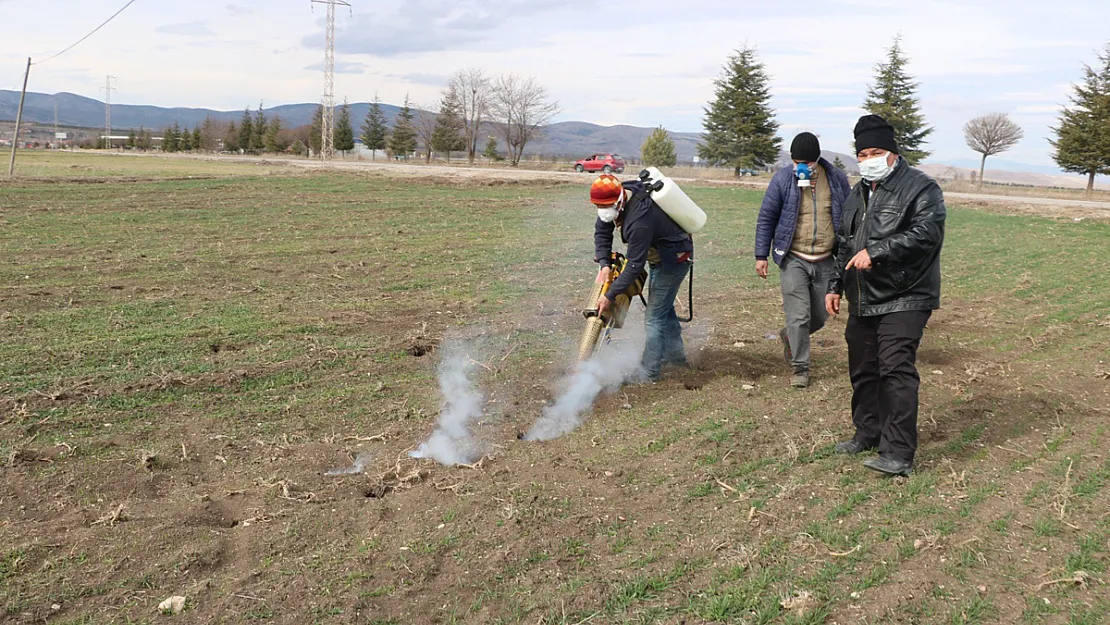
[91, 152, 1110, 213]
[946, 191, 1110, 211]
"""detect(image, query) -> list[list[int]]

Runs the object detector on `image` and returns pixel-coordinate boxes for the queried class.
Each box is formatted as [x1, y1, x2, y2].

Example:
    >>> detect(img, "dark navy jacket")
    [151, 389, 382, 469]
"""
[755, 158, 850, 266]
[594, 181, 693, 301]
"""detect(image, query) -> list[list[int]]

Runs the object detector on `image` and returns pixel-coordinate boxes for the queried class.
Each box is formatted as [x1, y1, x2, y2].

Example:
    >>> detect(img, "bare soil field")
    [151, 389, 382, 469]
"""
[1, 152, 1108, 624]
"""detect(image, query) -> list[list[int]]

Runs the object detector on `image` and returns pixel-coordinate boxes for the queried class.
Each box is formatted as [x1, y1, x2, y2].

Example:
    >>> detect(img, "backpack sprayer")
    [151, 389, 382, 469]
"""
[577, 252, 648, 361]
[576, 169, 708, 362]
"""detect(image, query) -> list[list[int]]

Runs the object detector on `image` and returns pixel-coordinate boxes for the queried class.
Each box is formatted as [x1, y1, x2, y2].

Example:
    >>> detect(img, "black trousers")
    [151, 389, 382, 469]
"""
[845, 310, 931, 463]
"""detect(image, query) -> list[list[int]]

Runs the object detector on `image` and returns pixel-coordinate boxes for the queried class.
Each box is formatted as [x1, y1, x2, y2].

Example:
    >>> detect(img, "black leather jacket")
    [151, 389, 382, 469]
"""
[827, 158, 946, 316]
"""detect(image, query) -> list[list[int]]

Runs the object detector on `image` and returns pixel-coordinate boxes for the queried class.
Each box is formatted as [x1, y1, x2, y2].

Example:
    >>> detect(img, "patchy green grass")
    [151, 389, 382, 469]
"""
[1, 154, 1109, 623]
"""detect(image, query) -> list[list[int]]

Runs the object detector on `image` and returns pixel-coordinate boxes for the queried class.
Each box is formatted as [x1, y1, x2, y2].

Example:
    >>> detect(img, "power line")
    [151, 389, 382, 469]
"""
[35, 0, 141, 65]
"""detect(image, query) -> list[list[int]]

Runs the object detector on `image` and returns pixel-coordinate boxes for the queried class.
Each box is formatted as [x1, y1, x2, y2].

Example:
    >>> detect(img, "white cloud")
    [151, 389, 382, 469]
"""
[155, 21, 215, 37]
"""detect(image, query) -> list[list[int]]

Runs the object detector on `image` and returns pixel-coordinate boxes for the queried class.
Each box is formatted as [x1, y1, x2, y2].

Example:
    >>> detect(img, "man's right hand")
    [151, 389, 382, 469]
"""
[597, 266, 612, 284]
[755, 260, 769, 279]
[825, 293, 841, 316]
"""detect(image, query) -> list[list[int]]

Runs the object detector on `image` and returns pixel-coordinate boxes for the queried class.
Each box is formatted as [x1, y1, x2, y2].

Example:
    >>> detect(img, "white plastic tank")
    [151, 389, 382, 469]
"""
[639, 168, 707, 234]
[641, 167, 665, 183]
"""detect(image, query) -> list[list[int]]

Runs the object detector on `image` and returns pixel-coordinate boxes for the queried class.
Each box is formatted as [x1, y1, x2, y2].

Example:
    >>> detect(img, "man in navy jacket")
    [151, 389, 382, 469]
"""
[591, 174, 693, 381]
[755, 132, 851, 387]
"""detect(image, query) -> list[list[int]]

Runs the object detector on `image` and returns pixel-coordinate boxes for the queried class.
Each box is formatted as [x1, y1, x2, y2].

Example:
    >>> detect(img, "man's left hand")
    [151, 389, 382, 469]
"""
[597, 296, 611, 317]
[845, 249, 872, 271]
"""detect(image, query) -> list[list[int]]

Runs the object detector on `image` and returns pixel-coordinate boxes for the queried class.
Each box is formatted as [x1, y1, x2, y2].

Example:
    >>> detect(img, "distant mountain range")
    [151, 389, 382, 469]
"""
[1, 90, 710, 159]
[0, 90, 403, 134]
[2, 89, 837, 164]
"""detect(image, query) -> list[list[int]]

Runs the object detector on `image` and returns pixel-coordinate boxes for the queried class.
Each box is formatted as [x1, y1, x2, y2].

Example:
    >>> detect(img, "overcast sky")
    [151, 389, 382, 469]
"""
[2, 0, 1107, 170]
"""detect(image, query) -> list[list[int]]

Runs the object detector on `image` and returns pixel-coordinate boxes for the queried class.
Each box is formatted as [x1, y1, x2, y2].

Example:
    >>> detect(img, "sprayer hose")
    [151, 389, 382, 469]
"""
[678, 264, 694, 323]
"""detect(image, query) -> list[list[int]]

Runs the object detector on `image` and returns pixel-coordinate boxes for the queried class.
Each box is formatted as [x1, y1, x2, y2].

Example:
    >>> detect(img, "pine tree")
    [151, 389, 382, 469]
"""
[265, 115, 286, 153]
[180, 124, 194, 151]
[698, 45, 781, 173]
[291, 139, 308, 157]
[309, 105, 324, 156]
[833, 155, 846, 171]
[334, 100, 355, 155]
[238, 109, 253, 153]
[126, 129, 137, 149]
[641, 126, 677, 168]
[137, 127, 152, 151]
[862, 36, 933, 165]
[483, 136, 499, 161]
[1050, 43, 1110, 194]
[388, 94, 417, 160]
[224, 121, 240, 153]
[200, 116, 217, 152]
[360, 95, 389, 160]
[192, 127, 202, 152]
[432, 87, 466, 162]
[250, 104, 267, 154]
[169, 123, 182, 152]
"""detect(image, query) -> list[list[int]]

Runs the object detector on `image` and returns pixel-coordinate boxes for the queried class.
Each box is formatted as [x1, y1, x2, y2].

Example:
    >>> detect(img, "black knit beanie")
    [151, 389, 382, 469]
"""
[854, 114, 898, 155]
[790, 132, 821, 162]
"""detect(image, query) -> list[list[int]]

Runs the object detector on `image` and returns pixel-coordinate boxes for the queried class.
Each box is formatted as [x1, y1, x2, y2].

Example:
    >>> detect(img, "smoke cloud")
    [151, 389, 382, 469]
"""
[524, 332, 643, 441]
[410, 349, 488, 465]
[325, 452, 373, 476]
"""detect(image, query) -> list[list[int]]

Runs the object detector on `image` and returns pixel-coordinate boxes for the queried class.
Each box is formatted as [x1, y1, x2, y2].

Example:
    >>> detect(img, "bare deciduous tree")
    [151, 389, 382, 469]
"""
[964, 113, 1024, 187]
[414, 103, 438, 163]
[490, 73, 560, 167]
[449, 68, 490, 165]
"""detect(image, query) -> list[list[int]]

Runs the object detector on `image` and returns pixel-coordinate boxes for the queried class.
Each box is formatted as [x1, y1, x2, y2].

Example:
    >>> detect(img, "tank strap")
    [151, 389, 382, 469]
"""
[637, 187, 690, 236]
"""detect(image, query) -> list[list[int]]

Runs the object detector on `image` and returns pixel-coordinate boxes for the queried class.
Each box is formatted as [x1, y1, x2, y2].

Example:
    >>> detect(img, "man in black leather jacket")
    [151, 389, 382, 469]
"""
[825, 114, 946, 476]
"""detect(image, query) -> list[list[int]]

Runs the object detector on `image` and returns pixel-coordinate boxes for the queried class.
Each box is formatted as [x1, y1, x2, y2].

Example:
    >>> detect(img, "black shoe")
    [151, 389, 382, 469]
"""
[863, 454, 913, 476]
[834, 440, 876, 455]
[779, 327, 792, 366]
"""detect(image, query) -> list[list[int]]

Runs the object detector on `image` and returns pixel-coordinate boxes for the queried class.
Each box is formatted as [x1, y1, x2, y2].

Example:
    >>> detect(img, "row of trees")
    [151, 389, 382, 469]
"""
[698, 37, 1110, 192]
[350, 69, 558, 166]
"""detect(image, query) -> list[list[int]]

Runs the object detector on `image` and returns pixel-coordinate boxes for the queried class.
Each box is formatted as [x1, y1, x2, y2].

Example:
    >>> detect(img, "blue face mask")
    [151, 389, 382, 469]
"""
[795, 162, 813, 187]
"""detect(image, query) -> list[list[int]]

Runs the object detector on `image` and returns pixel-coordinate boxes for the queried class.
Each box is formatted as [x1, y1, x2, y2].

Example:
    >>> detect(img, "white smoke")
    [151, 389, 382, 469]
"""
[325, 452, 373, 476]
[524, 333, 643, 441]
[410, 350, 487, 465]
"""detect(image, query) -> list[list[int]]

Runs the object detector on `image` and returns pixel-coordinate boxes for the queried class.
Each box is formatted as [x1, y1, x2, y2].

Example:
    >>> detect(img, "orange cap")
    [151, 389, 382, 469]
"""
[589, 174, 623, 206]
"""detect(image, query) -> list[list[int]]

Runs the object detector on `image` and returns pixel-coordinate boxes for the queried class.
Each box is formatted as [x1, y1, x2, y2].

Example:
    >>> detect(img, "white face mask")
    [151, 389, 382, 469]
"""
[597, 207, 620, 223]
[859, 153, 894, 181]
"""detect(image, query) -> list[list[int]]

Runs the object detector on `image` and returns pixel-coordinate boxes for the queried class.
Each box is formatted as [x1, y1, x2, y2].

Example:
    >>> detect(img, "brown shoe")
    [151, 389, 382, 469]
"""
[791, 373, 809, 388]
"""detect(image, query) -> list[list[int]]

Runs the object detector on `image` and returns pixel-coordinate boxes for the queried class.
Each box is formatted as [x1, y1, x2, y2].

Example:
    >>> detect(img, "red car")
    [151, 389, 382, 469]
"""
[574, 153, 625, 173]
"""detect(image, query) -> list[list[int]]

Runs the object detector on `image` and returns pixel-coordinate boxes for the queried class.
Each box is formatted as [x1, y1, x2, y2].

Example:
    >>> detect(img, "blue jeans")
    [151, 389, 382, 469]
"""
[641, 262, 690, 379]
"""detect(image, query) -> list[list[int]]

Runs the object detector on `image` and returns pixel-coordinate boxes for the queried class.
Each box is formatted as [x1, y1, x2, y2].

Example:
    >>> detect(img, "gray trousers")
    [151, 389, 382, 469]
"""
[780, 254, 834, 374]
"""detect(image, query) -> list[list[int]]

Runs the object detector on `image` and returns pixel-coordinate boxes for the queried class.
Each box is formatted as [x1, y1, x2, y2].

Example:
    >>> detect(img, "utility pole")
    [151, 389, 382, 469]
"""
[311, 0, 350, 162]
[53, 99, 61, 150]
[7, 57, 31, 177]
[101, 75, 116, 150]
